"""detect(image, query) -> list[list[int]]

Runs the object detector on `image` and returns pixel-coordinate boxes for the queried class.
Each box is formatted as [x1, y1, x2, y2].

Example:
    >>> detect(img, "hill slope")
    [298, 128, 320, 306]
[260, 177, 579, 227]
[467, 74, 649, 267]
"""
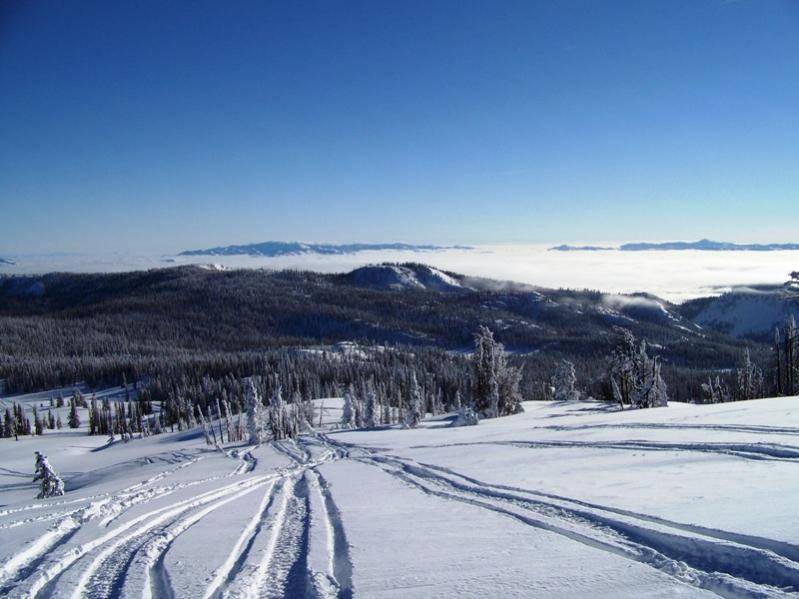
[2, 395, 798, 597]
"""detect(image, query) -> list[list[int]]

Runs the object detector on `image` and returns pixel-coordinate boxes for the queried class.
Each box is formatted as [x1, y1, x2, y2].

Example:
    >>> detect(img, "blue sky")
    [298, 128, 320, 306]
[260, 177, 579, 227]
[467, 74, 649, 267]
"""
[1, 0, 798, 253]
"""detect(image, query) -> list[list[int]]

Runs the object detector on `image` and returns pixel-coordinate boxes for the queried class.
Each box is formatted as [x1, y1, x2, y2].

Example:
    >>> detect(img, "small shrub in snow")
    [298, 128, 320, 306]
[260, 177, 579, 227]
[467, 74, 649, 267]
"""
[33, 451, 65, 499]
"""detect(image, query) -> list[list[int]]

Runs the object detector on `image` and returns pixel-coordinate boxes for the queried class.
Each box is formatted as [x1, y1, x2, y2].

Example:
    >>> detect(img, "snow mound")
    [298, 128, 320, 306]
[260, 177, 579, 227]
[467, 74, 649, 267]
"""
[341, 263, 467, 292]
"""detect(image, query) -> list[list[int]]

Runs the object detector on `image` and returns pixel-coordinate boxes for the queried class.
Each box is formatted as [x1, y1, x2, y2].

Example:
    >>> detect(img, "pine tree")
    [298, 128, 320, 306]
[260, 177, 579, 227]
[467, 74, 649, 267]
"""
[68, 398, 81, 429]
[552, 360, 580, 402]
[341, 386, 356, 428]
[404, 372, 423, 428]
[33, 406, 43, 435]
[736, 348, 764, 401]
[245, 378, 267, 444]
[33, 451, 65, 499]
[364, 385, 378, 428]
[472, 326, 523, 418]
[609, 329, 668, 409]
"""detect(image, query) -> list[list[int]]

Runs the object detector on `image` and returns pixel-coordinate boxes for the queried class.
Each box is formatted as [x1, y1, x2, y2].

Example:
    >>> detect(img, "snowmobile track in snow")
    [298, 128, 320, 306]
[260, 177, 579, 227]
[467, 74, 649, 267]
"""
[354, 449, 799, 599]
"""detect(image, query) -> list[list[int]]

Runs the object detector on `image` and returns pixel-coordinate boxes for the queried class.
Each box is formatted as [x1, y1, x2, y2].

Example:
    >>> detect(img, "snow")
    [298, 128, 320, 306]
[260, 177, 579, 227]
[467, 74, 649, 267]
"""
[693, 291, 799, 338]
[2, 395, 799, 597]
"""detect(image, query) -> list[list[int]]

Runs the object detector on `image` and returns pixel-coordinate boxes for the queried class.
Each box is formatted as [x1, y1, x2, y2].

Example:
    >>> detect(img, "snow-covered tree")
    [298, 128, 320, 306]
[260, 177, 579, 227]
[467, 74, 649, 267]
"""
[701, 375, 731, 404]
[552, 360, 580, 402]
[341, 386, 356, 428]
[68, 398, 80, 428]
[33, 451, 65, 499]
[736, 348, 764, 401]
[609, 329, 668, 409]
[364, 386, 378, 428]
[245, 377, 267, 444]
[472, 326, 523, 418]
[451, 405, 479, 427]
[404, 372, 423, 428]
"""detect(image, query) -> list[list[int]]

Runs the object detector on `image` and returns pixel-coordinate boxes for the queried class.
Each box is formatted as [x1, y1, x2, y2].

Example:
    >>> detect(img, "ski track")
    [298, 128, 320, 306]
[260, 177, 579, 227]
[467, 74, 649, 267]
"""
[202, 480, 278, 599]
[6, 428, 799, 598]
[535, 422, 799, 437]
[406, 439, 799, 463]
[0, 435, 349, 599]
[350, 447, 799, 599]
[0, 451, 253, 592]
[310, 468, 354, 599]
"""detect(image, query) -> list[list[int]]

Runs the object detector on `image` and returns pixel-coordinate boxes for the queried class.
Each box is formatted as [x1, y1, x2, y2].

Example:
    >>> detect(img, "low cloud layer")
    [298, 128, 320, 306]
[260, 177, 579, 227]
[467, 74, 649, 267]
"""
[3, 245, 797, 303]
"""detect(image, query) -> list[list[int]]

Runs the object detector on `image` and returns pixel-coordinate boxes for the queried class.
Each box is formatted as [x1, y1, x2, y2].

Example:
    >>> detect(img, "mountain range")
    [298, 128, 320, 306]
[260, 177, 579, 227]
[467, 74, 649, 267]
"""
[551, 239, 799, 252]
[179, 241, 471, 257]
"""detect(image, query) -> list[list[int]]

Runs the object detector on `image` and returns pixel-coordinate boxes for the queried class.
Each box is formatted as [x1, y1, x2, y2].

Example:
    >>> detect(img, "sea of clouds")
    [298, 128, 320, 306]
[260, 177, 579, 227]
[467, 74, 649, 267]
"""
[3, 245, 798, 303]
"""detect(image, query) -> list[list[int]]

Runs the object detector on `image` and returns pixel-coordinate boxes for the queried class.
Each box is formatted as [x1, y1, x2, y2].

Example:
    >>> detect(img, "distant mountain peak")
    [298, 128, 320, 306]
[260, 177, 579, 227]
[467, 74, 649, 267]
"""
[340, 263, 468, 292]
[550, 239, 799, 252]
[178, 241, 472, 257]
[549, 244, 614, 252]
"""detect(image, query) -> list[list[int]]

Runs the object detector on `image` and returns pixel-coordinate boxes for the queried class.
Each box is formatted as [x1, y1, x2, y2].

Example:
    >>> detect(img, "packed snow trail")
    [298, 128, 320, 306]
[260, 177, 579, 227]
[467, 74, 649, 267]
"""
[1, 437, 349, 599]
[318, 433, 799, 599]
[4, 397, 799, 597]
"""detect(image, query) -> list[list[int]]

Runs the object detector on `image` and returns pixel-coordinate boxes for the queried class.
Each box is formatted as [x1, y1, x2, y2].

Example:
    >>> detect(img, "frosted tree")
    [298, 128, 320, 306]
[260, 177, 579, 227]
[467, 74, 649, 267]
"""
[364, 386, 378, 428]
[472, 326, 523, 418]
[609, 329, 668, 409]
[451, 390, 462, 412]
[245, 377, 267, 444]
[68, 398, 80, 428]
[404, 372, 423, 428]
[736, 348, 764, 401]
[633, 349, 669, 408]
[701, 375, 731, 404]
[786, 315, 797, 396]
[199, 411, 212, 445]
[341, 386, 356, 428]
[451, 404, 479, 427]
[552, 360, 580, 402]
[33, 451, 65, 499]
[268, 382, 293, 440]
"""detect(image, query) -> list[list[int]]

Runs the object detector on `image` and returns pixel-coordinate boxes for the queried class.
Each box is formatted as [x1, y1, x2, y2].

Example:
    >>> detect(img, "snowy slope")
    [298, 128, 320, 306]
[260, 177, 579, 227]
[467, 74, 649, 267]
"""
[3, 396, 799, 597]
[690, 287, 799, 338]
[341, 264, 466, 292]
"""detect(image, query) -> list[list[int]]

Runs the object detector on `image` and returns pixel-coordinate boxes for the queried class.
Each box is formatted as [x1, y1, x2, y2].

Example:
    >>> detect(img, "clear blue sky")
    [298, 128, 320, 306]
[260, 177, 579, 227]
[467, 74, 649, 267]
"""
[2, 0, 798, 253]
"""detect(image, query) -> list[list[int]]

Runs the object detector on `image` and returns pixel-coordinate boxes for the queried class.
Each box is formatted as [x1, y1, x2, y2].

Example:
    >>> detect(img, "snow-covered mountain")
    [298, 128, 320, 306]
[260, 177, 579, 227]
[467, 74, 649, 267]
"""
[179, 241, 471, 257]
[339, 263, 467, 292]
[549, 239, 799, 252]
[681, 282, 799, 339]
[621, 239, 799, 251]
[0, 257, 15, 266]
[548, 244, 614, 252]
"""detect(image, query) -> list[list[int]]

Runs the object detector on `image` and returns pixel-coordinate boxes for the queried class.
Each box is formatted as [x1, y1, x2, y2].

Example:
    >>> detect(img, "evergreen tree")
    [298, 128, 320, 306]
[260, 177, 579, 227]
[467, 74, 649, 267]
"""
[609, 329, 668, 409]
[552, 360, 580, 402]
[404, 372, 423, 428]
[245, 377, 267, 444]
[472, 326, 523, 418]
[341, 386, 356, 428]
[364, 385, 378, 428]
[68, 398, 81, 428]
[736, 348, 764, 401]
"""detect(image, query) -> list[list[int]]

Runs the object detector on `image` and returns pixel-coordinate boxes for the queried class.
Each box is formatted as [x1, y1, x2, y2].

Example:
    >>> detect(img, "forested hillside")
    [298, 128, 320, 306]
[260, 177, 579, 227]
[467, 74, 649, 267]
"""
[0, 264, 768, 403]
